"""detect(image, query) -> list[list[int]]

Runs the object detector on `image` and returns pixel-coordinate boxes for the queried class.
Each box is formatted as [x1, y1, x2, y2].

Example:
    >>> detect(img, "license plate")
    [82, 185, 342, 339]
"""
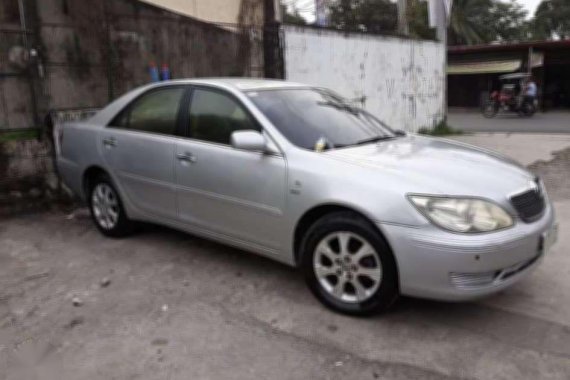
[541, 223, 558, 254]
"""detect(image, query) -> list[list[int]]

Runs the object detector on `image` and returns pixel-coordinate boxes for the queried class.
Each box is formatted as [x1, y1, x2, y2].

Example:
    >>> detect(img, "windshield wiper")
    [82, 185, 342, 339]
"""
[316, 100, 359, 115]
[332, 135, 397, 149]
[353, 135, 397, 145]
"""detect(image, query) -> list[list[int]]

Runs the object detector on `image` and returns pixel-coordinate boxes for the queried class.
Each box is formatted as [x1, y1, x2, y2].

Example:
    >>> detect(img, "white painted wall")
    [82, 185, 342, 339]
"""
[283, 26, 446, 132]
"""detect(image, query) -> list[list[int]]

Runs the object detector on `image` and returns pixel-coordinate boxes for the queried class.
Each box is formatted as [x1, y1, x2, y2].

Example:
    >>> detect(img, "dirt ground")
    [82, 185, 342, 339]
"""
[1, 137, 570, 380]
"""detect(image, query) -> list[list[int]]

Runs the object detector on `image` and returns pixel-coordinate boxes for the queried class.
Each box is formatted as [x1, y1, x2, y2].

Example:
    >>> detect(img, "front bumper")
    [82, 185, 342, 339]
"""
[380, 202, 556, 301]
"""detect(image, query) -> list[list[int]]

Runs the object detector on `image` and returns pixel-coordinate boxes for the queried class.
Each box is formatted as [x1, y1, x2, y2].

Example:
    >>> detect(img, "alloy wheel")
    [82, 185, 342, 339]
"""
[313, 231, 383, 303]
[91, 183, 119, 230]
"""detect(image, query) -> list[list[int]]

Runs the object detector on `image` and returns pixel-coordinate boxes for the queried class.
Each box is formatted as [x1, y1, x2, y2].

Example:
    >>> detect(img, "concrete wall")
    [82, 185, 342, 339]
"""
[283, 26, 445, 132]
[0, 0, 265, 209]
[0, 0, 264, 132]
[0, 0, 38, 131]
[38, 0, 261, 110]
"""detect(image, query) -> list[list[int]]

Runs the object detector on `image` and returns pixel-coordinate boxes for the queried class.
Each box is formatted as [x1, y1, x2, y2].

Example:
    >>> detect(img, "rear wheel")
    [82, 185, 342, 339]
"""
[301, 212, 399, 315]
[521, 101, 536, 117]
[482, 100, 499, 118]
[88, 174, 133, 237]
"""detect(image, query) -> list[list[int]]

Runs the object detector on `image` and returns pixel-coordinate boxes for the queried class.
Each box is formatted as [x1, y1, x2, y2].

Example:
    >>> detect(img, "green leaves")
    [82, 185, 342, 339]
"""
[325, 0, 569, 45]
[532, 0, 570, 40]
[328, 0, 398, 33]
[448, 0, 529, 45]
[281, 4, 307, 25]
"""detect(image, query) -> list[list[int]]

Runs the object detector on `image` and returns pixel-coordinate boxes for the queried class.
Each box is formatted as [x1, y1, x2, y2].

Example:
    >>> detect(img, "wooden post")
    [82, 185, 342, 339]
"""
[528, 46, 533, 75]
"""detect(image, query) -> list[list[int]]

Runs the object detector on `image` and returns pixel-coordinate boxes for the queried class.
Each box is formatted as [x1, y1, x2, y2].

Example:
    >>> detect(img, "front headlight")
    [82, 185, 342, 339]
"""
[408, 195, 514, 233]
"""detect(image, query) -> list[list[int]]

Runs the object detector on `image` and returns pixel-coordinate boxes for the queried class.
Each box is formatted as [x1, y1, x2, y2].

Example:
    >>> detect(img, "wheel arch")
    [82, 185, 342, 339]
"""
[293, 203, 399, 279]
[82, 165, 110, 200]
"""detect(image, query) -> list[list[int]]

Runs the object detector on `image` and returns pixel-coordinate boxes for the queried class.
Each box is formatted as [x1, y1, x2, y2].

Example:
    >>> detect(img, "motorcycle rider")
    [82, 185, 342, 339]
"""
[523, 77, 537, 109]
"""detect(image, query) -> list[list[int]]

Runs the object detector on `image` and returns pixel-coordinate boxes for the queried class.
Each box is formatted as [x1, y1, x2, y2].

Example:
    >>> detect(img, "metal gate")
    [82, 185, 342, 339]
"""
[0, 0, 40, 137]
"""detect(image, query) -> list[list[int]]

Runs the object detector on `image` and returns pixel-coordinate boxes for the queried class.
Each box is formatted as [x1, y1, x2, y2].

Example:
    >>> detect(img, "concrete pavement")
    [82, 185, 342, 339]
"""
[448, 133, 570, 166]
[1, 133, 569, 380]
[449, 133, 570, 203]
[448, 110, 570, 133]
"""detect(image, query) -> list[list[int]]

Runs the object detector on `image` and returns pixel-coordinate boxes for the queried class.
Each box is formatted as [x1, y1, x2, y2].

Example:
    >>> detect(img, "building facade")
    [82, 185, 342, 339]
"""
[448, 40, 570, 110]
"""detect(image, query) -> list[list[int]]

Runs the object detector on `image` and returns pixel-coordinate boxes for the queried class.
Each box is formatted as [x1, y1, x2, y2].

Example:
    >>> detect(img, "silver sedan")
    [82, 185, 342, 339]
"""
[56, 78, 558, 315]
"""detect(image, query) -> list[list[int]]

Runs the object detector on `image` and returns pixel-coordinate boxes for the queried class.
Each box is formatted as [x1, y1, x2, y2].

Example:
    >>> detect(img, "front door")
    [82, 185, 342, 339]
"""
[175, 87, 287, 251]
[101, 86, 187, 220]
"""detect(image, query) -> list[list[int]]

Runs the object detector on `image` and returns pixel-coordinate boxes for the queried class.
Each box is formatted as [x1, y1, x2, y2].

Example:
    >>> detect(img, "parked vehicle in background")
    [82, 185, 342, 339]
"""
[56, 78, 557, 315]
[482, 73, 537, 118]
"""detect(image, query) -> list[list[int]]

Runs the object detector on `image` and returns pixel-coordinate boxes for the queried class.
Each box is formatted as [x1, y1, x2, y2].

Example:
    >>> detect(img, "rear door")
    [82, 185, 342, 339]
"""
[175, 87, 287, 251]
[101, 86, 187, 220]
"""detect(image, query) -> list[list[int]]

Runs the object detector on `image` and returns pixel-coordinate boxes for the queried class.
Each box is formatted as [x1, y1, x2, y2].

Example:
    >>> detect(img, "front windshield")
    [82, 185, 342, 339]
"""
[247, 88, 395, 150]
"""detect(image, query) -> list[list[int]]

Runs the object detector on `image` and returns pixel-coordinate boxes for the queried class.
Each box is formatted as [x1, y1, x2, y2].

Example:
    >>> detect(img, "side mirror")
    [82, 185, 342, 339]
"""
[394, 129, 406, 136]
[231, 130, 268, 152]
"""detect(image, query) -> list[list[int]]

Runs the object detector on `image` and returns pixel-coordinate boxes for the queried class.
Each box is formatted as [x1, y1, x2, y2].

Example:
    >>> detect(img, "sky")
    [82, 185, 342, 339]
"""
[520, 0, 542, 17]
[289, 0, 545, 23]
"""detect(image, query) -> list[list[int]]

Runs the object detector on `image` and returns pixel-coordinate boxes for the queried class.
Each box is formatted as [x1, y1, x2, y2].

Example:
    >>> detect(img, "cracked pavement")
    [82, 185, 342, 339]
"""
[1, 134, 570, 379]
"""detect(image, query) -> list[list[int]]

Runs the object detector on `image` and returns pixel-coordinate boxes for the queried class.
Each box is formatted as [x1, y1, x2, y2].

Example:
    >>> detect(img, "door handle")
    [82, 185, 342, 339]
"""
[103, 137, 117, 147]
[176, 152, 196, 163]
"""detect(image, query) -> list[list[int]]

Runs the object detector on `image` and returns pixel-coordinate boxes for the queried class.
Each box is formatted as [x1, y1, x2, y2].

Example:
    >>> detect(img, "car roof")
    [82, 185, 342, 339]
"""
[164, 77, 311, 91]
[88, 78, 312, 126]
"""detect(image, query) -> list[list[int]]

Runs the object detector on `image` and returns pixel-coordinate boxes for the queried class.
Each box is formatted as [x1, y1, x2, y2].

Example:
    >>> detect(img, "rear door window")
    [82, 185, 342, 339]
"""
[111, 87, 186, 136]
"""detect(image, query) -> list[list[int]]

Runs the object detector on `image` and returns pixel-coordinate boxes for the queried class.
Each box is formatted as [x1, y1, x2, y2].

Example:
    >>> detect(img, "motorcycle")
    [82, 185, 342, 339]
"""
[482, 73, 536, 118]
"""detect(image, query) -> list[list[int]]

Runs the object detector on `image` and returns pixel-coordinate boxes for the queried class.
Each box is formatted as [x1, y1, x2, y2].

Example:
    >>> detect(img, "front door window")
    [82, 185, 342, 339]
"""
[188, 89, 260, 144]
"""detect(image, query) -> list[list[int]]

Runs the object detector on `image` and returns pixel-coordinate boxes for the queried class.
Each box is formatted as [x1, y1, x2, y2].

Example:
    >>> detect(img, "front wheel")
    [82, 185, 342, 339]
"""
[89, 174, 134, 237]
[301, 212, 399, 315]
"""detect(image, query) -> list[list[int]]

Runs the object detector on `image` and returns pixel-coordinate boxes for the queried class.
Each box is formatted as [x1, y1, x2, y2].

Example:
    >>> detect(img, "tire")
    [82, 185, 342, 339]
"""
[482, 100, 498, 118]
[524, 102, 536, 117]
[300, 211, 399, 316]
[88, 173, 134, 238]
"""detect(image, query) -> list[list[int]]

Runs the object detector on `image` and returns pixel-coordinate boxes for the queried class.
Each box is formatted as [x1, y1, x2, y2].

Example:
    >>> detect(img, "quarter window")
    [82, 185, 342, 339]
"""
[188, 89, 259, 145]
[112, 87, 185, 136]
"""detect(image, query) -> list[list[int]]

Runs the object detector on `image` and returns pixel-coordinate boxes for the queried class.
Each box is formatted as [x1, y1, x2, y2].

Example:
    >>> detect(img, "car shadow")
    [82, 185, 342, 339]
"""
[121, 221, 569, 359]
[135, 220, 300, 277]
[135, 221, 500, 317]
[135, 221, 516, 317]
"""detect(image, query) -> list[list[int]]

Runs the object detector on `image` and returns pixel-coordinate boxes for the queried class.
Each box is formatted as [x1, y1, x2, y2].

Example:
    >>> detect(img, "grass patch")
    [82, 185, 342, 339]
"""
[0, 129, 40, 142]
[418, 120, 463, 136]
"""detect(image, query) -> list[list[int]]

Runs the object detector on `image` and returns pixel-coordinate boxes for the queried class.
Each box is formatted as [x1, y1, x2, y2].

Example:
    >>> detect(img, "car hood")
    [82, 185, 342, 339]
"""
[323, 135, 535, 198]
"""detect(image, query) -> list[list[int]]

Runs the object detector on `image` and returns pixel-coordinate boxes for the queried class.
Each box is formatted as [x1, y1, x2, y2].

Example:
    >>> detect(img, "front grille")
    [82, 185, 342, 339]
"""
[510, 182, 545, 222]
